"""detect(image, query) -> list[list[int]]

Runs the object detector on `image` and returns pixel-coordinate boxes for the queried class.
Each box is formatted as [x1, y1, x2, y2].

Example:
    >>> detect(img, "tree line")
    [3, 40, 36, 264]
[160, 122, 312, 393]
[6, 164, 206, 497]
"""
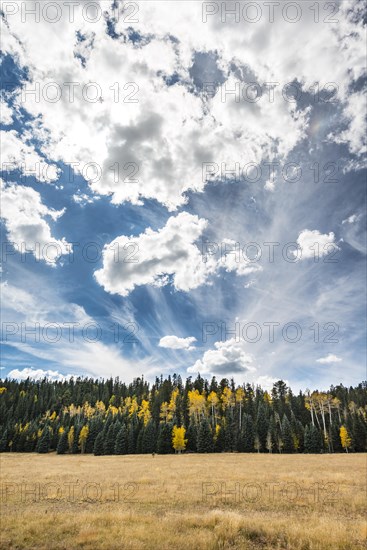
[0, 375, 366, 455]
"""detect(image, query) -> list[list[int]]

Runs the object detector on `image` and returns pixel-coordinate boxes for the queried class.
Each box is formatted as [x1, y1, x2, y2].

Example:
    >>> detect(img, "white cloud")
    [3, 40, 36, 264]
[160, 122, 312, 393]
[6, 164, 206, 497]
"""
[188, 338, 255, 376]
[218, 238, 263, 276]
[334, 90, 367, 156]
[342, 214, 360, 224]
[0, 100, 14, 125]
[1, 180, 71, 265]
[95, 212, 217, 296]
[0, 130, 59, 183]
[7, 367, 74, 382]
[159, 335, 197, 350]
[316, 354, 342, 364]
[296, 229, 338, 260]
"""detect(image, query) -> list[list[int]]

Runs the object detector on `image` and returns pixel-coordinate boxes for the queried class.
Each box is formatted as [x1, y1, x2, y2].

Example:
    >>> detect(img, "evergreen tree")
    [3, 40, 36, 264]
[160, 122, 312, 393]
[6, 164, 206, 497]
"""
[104, 424, 116, 455]
[352, 416, 367, 452]
[224, 409, 237, 452]
[56, 430, 68, 455]
[197, 419, 213, 453]
[37, 427, 50, 454]
[157, 422, 173, 454]
[72, 426, 80, 454]
[0, 429, 8, 452]
[186, 420, 197, 452]
[85, 419, 99, 454]
[256, 404, 268, 452]
[239, 414, 255, 452]
[306, 424, 323, 453]
[136, 428, 144, 454]
[282, 415, 294, 453]
[304, 425, 311, 453]
[115, 426, 128, 455]
[330, 423, 343, 453]
[128, 423, 137, 454]
[93, 432, 104, 456]
[142, 421, 156, 454]
[214, 424, 225, 452]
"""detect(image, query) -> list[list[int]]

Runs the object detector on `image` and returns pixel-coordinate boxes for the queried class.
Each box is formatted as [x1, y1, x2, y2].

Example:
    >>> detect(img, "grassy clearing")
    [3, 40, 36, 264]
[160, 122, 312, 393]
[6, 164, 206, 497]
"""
[1, 453, 366, 549]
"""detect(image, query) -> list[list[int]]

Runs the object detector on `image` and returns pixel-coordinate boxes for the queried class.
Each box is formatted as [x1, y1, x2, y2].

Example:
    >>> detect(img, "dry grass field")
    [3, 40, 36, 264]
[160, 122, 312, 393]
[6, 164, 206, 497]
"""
[0, 453, 366, 550]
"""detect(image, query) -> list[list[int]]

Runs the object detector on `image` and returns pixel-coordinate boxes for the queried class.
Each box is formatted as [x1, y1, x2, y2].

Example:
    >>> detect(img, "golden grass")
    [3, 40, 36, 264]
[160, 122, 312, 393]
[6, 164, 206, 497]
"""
[1, 453, 366, 549]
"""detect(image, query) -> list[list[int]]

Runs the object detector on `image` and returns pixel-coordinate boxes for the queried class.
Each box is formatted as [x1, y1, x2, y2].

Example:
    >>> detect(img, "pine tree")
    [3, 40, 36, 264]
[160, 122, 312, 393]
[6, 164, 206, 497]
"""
[57, 430, 68, 455]
[352, 416, 367, 452]
[304, 425, 311, 453]
[197, 419, 213, 453]
[330, 423, 343, 452]
[128, 423, 137, 454]
[239, 414, 255, 452]
[85, 419, 99, 453]
[93, 432, 104, 456]
[186, 420, 197, 452]
[282, 415, 294, 453]
[136, 428, 144, 454]
[72, 425, 80, 454]
[37, 427, 50, 454]
[224, 409, 237, 452]
[157, 422, 173, 454]
[115, 426, 128, 455]
[142, 421, 156, 454]
[104, 424, 116, 455]
[305, 424, 322, 453]
[256, 404, 268, 452]
[0, 429, 8, 452]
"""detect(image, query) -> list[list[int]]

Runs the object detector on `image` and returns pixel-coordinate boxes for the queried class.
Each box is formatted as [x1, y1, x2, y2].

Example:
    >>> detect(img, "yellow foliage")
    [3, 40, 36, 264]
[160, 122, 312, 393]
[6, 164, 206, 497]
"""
[340, 425, 352, 452]
[0, 387, 7, 394]
[172, 425, 187, 452]
[214, 424, 221, 441]
[138, 400, 151, 425]
[95, 400, 106, 414]
[108, 405, 119, 416]
[222, 387, 234, 409]
[188, 390, 206, 422]
[129, 397, 139, 417]
[79, 425, 89, 453]
[160, 401, 169, 423]
[68, 426, 75, 451]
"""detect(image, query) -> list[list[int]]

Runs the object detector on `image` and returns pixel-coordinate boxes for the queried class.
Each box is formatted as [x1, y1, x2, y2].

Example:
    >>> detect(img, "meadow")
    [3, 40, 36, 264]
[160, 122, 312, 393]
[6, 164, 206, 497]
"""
[1, 453, 366, 550]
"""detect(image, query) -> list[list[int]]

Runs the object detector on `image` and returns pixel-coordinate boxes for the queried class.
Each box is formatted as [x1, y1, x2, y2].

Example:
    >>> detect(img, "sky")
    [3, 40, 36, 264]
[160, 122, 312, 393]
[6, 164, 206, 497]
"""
[0, 0, 366, 392]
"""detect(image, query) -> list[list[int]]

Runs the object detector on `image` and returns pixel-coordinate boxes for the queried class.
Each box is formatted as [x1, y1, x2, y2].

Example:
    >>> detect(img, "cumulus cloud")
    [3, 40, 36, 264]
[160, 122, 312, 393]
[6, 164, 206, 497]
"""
[1, 130, 59, 183]
[1, 180, 71, 264]
[95, 212, 217, 296]
[218, 238, 263, 276]
[334, 91, 367, 156]
[316, 354, 342, 364]
[296, 229, 338, 260]
[7, 367, 74, 382]
[159, 335, 197, 350]
[188, 338, 255, 376]
[0, 100, 14, 125]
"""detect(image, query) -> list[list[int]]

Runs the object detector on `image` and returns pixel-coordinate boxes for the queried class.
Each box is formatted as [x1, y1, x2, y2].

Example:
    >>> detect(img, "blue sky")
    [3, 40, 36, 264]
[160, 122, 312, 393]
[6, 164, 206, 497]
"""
[0, 1, 366, 391]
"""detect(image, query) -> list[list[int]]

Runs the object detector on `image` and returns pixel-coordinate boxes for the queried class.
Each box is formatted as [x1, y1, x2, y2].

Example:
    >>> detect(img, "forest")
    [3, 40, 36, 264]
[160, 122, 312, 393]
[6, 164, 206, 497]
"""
[0, 375, 366, 455]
